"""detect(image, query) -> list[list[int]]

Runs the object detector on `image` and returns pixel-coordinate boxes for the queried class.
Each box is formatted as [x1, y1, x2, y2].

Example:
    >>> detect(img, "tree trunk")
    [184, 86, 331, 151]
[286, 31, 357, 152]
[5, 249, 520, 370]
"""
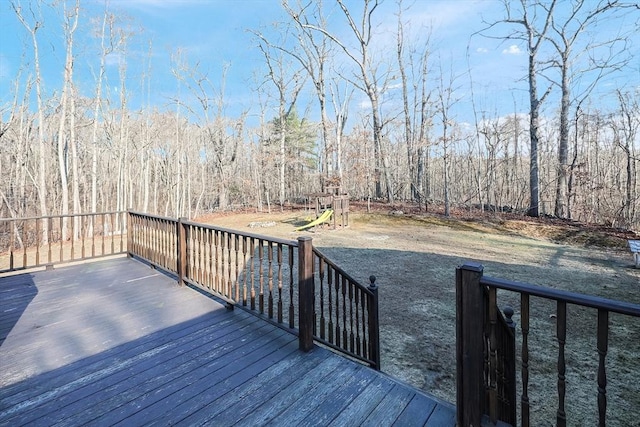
[527, 54, 541, 217]
[554, 55, 570, 218]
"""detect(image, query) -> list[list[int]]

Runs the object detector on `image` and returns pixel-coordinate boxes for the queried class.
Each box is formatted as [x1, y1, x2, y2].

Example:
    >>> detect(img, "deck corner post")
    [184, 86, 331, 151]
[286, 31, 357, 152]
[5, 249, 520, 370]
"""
[298, 236, 314, 352]
[177, 217, 187, 287]
[368, 275, 381, 370]
[456, 262, 485, 427]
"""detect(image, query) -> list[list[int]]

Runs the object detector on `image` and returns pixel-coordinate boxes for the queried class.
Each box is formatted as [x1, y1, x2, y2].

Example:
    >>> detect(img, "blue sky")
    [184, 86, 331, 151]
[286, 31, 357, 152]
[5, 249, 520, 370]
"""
[1, 0, 638, 128]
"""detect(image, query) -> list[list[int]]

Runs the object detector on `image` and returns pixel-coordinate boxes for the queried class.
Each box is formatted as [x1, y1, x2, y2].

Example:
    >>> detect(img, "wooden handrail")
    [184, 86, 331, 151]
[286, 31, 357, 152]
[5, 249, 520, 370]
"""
[481, 275, 640, 317]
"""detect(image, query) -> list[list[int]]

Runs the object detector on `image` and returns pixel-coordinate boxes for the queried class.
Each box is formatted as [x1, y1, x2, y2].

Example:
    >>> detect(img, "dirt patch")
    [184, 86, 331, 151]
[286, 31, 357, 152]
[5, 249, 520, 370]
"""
[196, 207, 640, 426]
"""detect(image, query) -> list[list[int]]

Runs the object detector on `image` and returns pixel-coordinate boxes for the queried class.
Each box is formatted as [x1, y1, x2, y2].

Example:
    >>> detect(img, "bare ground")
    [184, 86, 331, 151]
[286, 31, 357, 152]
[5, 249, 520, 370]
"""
[199, 207, 640, 426]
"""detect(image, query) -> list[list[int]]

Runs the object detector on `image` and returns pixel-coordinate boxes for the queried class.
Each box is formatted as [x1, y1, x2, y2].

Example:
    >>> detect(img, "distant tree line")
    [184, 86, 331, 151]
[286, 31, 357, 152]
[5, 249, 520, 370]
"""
[1, 0, 639, 233]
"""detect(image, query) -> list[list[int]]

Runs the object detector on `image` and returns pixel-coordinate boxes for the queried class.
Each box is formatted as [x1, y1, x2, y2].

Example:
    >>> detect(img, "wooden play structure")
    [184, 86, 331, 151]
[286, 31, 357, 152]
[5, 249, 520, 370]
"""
[303, 184, 349, 230]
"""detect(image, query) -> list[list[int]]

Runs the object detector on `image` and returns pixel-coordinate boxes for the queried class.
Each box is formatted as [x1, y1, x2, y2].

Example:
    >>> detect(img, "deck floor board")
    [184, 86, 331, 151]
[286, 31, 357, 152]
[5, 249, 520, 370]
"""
[0, 258, 455, 426]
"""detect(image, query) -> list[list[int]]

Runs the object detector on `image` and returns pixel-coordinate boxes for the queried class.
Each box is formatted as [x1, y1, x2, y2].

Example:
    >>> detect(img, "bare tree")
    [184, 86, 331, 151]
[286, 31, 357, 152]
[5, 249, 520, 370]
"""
[54, 0, 80, 240]
[299, 0, 395, 203]
[280, 0, 336, 188]
[483, 0, 556, 217]
[12, 0, 49, 240]
[396, 0, 432, 205]
[328, 76, 353, 184]
[254, 29, 306, 208]
[612, 89, 640, 226]
[435, 59, 461, 217]
[89, 8, 119, 219]
[547, 0, 634, 218]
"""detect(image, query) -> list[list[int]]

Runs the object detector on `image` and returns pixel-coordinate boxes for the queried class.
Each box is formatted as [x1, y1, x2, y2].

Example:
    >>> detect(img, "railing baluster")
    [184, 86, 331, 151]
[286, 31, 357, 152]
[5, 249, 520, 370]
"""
[521, 293, 530, 427]
[557, 300, 567, 427]
[8, 220, 14, 270]
[319, 257, 326, 340]
[162, 218, 166, 267]
[70, 216, 75, 260]
[48, 216, 53, 263]
[110, 213, 115, 255]
[81, 216, 86, 259]
[312, 254, 317, 337]
[59, 216, 63, 262]
[156, 218, 160, 264]
[186, 224, 192, 279]
[160, 218, 165, 268]
[91, 215, 95, 257]
[341, 274, 347, 349]
[268, 241, 273, 318]
[226, 232, 232, 299]
[488, 287, 498, 423]
[349, 280, 354, 353]
[258, 240, 264, 314]
[597, 309, 609, 427]
[197, 226, 203, 284]
[214, 230, 220, 294]
[119, 212, 124, 252]
[277, 243, 283, 323]
[235, 234, 240, 302]
[288, 245, 294, 328]
[334, 267, 340, 347]
[250, 236, 256, 310]
[203, 228, 209, 289]
[216, 229, 223, 293]
[35, 218, 40, 266]
[355, 287, 361, 356]
[328, 264, 334, 343]
[22, 220, 27, 268]
[242, 236, 249, 306]
[361, 288, 367, 358]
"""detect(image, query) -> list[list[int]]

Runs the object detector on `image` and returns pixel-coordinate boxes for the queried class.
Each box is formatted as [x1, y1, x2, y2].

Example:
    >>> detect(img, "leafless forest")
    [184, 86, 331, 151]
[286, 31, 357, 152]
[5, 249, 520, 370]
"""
[1, 0, 639, 234]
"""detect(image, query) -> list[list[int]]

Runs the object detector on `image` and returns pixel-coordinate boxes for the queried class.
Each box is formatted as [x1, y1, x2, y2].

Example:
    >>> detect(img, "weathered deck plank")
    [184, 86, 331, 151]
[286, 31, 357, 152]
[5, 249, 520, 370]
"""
[0, 258, 455, 426]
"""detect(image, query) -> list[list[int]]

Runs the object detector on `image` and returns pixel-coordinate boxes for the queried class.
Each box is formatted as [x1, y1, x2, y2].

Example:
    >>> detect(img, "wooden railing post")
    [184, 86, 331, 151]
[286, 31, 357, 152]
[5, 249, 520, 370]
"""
[456, 263, 485, 427]
[368, 275, 381, 370]
[298, 236, 314, 352]
[177, 217, 187, 287]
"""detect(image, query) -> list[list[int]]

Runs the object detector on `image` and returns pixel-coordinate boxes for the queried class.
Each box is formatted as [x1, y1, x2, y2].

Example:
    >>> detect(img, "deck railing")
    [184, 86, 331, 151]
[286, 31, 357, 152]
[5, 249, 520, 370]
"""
[127, 211, 380, 370]
[310, 246, 380, 369]
[456, 263, 640, 427]
[1, 210, 380, 370]
[0, 212, 127, 273]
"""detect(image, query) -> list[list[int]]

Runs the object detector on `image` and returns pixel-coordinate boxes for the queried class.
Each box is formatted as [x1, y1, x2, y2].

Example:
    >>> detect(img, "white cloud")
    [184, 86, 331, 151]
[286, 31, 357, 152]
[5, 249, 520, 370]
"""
[115, 0, 199, 9]
[476, 47, 488, 54]
[105, 52, 124, 67]
[359, 99, 372, 110]
[0, 54, 10, 79]
[502, 45, 522, 55]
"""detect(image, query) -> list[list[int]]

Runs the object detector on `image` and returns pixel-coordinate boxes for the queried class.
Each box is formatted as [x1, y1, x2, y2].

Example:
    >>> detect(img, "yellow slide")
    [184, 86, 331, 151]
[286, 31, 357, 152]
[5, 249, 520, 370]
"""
[295, 209, 333, 231]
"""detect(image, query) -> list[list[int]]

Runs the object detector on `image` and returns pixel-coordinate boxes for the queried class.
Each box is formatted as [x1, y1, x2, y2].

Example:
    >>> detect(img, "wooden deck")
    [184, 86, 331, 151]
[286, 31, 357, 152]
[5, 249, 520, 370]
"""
[0, 257, 455, 426]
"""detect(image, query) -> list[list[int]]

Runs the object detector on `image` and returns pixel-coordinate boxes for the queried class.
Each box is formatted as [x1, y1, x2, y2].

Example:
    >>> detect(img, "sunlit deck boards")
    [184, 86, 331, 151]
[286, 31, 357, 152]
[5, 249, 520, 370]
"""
[0, 258, 455, 426]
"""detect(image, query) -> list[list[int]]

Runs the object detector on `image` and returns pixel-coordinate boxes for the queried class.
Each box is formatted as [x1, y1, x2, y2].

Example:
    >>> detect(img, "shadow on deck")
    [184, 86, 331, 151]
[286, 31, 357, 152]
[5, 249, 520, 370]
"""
[0, 257, 455, 426]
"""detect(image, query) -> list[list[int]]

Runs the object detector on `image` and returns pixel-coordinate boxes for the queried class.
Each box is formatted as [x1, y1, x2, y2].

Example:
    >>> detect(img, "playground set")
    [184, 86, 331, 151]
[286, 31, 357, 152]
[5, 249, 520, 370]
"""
[296, 185, 349, 231]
